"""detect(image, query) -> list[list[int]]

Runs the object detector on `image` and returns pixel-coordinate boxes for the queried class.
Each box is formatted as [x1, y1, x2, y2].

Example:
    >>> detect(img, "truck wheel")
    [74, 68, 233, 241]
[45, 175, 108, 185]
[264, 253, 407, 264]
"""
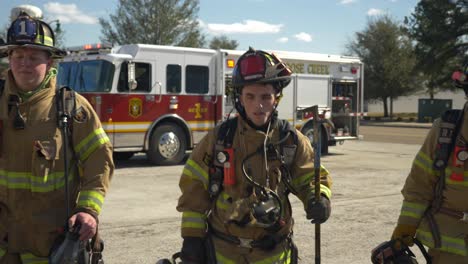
[147, 124, 187, 166]
[320, 129, 329, 155]
[113, 151, 134, 161]
[302, 126, 328, 155]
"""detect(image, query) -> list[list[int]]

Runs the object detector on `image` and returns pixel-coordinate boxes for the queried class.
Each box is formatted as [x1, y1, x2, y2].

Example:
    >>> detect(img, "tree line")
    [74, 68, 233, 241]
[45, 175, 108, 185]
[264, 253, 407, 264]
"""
[99, 0, 238, 50]
[99, 0, 468, 117]
[1, 0, 466, 117]
[347, 0, 467, 117]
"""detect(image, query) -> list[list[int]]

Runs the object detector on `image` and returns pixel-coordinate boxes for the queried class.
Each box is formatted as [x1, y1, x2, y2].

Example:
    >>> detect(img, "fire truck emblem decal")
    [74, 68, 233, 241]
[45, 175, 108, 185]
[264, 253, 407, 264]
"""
[188, 103, 207, 119]
[129, 98, 142, 118]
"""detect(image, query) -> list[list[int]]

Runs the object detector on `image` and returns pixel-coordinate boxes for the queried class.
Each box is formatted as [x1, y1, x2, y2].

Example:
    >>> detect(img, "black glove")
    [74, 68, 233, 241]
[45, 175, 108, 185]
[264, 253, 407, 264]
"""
[306, 195, 331, 224]
[180, 236, 205, 264]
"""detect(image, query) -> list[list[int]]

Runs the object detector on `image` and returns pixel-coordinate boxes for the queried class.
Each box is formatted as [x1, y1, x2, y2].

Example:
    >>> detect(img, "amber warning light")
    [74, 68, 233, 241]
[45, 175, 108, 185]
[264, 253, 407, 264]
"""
[227, 59, 235, 68]
[83, 43, 109, 50]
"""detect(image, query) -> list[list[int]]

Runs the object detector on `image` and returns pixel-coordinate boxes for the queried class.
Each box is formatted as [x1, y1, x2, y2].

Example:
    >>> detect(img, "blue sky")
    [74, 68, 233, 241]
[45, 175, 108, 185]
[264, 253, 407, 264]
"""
[1, 0, 419, 55]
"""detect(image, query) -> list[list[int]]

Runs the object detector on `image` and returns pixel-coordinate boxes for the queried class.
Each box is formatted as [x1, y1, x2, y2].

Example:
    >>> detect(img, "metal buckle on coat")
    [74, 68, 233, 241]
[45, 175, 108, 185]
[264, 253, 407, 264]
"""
[238, 237, 253, 248]
[462, 212, 468, 222]
[439, 207, 468, 222]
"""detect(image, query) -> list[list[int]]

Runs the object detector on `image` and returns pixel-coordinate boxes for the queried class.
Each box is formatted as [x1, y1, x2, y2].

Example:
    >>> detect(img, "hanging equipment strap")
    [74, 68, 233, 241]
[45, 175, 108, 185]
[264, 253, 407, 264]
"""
[428, 109, 463, 248]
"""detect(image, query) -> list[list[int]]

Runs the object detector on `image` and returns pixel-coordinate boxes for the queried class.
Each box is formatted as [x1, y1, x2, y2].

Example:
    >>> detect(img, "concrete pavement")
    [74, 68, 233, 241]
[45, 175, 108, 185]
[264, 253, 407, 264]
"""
[360, 120, 433, 129]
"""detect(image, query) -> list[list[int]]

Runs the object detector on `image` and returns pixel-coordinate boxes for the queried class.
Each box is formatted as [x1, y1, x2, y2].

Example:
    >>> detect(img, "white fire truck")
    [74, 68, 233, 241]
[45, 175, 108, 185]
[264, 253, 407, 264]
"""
[57, 43, 365, 165]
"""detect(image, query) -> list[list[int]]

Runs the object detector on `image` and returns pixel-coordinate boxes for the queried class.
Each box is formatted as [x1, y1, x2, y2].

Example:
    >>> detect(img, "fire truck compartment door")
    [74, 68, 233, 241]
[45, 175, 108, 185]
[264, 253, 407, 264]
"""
[277, 74, 331, 126]
[295, 74, 331, 108]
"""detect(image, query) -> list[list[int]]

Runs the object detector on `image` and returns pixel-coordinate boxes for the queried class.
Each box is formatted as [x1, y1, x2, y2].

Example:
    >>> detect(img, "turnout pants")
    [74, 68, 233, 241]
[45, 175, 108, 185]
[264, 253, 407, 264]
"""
[208, 235, 297, 264]
[429, 248, 468, 264]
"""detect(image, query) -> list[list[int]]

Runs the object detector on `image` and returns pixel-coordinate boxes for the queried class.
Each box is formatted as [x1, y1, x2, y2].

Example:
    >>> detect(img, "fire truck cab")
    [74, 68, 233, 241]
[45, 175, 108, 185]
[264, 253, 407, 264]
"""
[57, 44, 365, 165]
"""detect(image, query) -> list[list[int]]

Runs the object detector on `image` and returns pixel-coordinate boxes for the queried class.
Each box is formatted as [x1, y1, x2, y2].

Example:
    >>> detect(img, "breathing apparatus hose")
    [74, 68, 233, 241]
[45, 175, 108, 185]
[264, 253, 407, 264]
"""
[240, 129, 295, 226]
[241, 151, 283, 227]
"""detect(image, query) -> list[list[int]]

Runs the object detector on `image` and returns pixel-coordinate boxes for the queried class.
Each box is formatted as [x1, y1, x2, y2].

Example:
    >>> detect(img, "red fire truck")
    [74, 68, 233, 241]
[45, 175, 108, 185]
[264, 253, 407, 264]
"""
[57, 44, 365, 165]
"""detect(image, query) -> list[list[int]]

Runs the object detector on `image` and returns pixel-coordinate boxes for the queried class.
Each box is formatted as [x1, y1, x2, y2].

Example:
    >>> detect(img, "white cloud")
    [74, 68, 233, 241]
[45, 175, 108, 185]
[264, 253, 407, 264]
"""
[339, 0, 357, 4]
[367, 8, 385, 16]
[294, 32, 312, 42]
[206, 20, 283, 34]
[44, 2, 98, 24]
[277, 37, 289, 43]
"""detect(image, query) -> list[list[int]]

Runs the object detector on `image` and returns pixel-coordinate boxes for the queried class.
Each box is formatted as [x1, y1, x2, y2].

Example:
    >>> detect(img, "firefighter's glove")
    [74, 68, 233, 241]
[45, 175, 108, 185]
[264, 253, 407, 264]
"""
[391, 224, 417, 250]
[180, 236, 205, 264]
[306, 195, 331, 224]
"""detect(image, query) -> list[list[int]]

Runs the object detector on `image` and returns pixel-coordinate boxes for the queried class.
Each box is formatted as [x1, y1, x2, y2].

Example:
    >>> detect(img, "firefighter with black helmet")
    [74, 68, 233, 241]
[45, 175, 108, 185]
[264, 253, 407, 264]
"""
[389, 61, 468, 263]
[0, 10, 114, 263]
[176, 47, 332, 263]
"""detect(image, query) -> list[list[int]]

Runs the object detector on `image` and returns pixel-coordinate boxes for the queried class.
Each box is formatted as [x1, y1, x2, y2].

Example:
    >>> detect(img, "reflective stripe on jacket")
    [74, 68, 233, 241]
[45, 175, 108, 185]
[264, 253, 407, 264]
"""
[397, 102, 468, 256]
[0, 70, 114, 257]
[177, 117, 332, 239]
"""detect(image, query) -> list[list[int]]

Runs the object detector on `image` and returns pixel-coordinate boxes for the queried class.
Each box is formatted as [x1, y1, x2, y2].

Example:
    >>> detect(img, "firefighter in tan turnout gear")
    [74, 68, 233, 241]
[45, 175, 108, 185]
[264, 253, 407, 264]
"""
[176, 47, 332, 263]
[0, 11, 114, 263]
[390, 62, 468, 264]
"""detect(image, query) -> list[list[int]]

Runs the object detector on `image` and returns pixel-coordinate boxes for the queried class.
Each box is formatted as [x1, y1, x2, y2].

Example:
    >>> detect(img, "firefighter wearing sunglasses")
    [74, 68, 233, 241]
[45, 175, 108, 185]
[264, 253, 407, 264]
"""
[176, 47, 332, 263]
[0, 11, 114, 263]
[389, 61, 468, 264]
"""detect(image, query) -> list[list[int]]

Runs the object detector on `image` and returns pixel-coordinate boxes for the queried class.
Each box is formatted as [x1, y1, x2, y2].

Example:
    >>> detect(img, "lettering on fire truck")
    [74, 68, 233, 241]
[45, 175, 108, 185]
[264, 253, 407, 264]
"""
[286, 62, 330, 75]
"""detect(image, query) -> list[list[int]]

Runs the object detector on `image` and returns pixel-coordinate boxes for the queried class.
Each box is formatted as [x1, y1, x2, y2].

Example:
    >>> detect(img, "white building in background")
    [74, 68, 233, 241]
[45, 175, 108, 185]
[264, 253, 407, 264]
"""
[366, 89, 466, 114]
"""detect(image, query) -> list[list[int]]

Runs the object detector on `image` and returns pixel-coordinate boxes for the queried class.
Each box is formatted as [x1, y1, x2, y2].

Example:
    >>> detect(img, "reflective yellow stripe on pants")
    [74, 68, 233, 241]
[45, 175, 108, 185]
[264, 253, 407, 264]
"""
[417, 230, 467, 256]
[20, 253, 48, 264]
[215, 249, 292, 264]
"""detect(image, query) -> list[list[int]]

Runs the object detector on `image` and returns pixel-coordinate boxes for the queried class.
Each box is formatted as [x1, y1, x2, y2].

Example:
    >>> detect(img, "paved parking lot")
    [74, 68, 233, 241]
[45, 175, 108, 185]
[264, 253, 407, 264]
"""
[99, 140, 424, 263]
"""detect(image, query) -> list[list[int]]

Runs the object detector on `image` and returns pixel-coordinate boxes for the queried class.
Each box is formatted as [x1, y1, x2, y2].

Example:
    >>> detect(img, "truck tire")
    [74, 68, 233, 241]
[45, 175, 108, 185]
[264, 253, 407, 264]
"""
[147, 124, 187, 166]
[320, 129, 329, 155]
[302, 125, 328, 155]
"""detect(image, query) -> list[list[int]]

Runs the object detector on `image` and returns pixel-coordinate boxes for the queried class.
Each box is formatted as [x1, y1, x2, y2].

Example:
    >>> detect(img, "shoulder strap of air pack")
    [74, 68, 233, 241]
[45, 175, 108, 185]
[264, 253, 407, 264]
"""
[278, 119, 298, 145]
[0, 79, 5, 97]
[217, 116, 238, 147]
[55, 86, 77, 152]
[428, 108, 464, 248]
[56, 86, 76, 129]
[433, 109, 464, 170]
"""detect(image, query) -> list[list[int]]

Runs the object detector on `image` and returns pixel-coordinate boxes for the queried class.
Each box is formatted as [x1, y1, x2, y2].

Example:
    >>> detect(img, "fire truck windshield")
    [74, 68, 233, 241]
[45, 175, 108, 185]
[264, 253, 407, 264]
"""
[57, 60, 115, 93]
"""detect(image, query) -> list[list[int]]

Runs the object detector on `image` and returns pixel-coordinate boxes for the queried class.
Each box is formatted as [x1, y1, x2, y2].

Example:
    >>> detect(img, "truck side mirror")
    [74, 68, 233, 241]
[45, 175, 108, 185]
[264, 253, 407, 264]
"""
[127, 61, 138, 90]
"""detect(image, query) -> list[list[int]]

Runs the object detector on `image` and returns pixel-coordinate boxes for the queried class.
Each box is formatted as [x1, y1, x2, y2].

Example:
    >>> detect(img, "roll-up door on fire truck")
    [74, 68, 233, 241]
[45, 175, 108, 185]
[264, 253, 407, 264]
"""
[278, 74, 331, 124]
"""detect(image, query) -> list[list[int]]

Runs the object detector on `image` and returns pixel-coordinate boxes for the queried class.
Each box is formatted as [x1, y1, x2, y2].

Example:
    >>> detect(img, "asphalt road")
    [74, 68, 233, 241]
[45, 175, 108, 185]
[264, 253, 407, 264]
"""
[99, 126, 429, 264]
[359, 124, 431, 145]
